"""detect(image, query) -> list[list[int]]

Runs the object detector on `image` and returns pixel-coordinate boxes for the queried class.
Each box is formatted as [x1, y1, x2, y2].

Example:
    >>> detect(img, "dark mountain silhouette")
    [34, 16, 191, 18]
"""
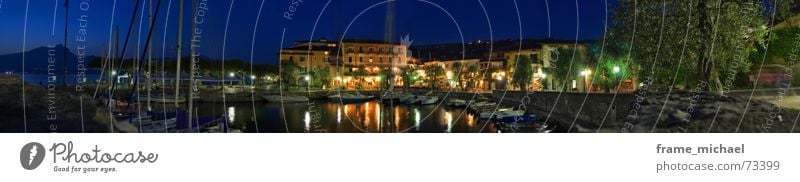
[410, 39, 594, 62]
[0, 44, 96, 74]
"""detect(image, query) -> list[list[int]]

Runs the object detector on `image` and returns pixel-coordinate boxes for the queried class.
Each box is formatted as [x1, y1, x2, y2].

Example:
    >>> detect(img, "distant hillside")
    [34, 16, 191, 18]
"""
[410, 39, 593, 62]
[0, 44, 96, 74]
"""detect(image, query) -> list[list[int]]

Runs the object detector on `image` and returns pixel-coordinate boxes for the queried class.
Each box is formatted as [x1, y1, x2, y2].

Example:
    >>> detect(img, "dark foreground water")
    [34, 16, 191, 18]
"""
[182, 101, 496, 133]
[21, 73, 497, 133]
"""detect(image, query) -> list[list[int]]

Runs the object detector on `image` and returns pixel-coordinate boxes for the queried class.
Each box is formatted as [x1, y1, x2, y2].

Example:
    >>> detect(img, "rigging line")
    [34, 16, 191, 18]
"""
[107, 0, 143, 114]
[127, 0, 164, 123]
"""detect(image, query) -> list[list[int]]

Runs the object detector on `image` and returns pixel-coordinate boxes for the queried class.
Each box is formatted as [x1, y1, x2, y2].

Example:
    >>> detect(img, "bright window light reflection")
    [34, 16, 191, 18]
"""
[304, 111, 311, 132]
[227, 107, 235, 124]
[337, 107, 342, 124]
[414, 108, 421, 131]
[376, 103, 381, 125]
[445, 111, 453, 133]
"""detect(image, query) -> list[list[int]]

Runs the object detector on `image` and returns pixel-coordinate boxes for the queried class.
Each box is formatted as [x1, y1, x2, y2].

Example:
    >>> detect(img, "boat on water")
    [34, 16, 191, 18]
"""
[446, 99, 467, 107]
[262, 95, 310, 103]
[497, 114, 537, 123]
[136, 95, 186, 103]
[419, 96, 439, 105]
[398, 93, 415, 103]
[404, 91, 438, 105]
[479, 108, 522, 119]
[121, 109, 228, 133]
[405, 95, 422, 104]
[380, 91, 411, 101]
[129, 111, 178, 133]
[468, 101, 497, 113]
[329, 92, 374, 103]
[493, 109, 526, 120]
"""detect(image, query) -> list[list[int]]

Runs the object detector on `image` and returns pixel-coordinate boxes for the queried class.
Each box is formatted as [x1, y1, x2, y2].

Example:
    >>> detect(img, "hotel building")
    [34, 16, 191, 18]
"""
[279, 39, 413, 89]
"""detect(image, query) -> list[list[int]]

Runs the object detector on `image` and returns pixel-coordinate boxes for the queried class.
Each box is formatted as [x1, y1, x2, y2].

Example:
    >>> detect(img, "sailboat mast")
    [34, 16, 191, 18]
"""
[127, 0, 163, 123]
[63, 0, 70, 87]
[384, 0, 395, 132]
[174, 0, 183, 108]
[107, 0, 142, 127]
[147, 0, 153, 110]
[111, 26, 118, 95]
[187, 0, 197, 129]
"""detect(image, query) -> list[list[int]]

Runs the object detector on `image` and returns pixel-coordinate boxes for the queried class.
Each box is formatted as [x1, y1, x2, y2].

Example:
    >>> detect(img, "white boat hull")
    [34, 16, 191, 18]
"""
[138, 96, 186, 103]
[419, 96, 438, 105]
[480, 109, 524, 119]
[329, 94, 373, 103]
[263, 95, 310, 103]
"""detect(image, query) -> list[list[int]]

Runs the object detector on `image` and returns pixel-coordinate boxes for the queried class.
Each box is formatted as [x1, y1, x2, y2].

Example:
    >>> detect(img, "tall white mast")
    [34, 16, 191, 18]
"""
[174, 0, 183, 108]
[187, 0, 197, 129]
[147, 0, 153, 110]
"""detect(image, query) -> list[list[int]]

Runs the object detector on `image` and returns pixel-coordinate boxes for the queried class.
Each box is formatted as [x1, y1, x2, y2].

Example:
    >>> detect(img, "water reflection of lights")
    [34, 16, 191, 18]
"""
[364, 102, 371, 129]
[337, 107, 342, 124]
[304, 111, 311, 132]
[227, 107, 235, 124]
[445, 111, 453, 133]
[414, 108, 421, 131]
[466, 113, 475, 128]
[376, 103, 381, 126]
[394, 107, 401, 128]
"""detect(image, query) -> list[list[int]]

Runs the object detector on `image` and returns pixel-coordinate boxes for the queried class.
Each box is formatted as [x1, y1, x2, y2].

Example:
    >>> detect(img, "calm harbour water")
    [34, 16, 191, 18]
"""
[22, 73, 498, 133]
[189, 100, 497, 133]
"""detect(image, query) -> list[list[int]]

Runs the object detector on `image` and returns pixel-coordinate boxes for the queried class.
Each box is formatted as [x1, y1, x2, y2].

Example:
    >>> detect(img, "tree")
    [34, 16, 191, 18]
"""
[425, 65, 444, 90]
[596, 56, 630, 92]
[547, 47, 585, 91]
[607, 0, 791, 93]
[354, 65, 368, 89]
[465, 65, 480, 90]
[280, 61, 298, 91]
[449, 62, 463, 89]
[487, 67, 501, 90]
[318, 66, 331, 88]
[511, 55, 534, 90]
[380, 68, 392, 89]
[400, 66, 414, 90]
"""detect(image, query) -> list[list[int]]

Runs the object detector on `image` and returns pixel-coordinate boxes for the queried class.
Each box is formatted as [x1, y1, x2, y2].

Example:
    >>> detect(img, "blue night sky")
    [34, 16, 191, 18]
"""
[0, 0, 614, 64]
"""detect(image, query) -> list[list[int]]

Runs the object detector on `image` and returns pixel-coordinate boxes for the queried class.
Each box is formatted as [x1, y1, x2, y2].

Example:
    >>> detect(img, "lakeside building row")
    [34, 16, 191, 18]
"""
[279, 39, 639, 92]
